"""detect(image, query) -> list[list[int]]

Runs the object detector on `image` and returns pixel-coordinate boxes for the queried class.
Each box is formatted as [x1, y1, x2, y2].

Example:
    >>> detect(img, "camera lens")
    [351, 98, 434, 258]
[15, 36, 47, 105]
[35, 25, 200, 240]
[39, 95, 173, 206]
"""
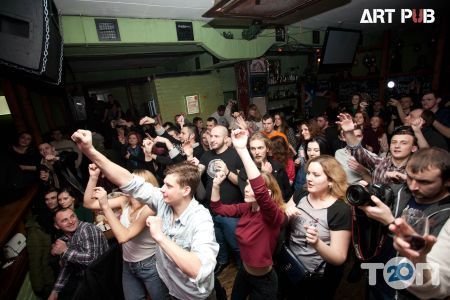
[346, 185, 372, 206]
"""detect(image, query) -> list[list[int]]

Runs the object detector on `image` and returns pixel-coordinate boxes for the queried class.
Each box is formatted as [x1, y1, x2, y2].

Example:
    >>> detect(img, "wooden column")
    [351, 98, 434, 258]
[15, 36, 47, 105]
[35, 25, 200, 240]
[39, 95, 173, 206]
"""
[378, 30, 391, 102]
[1, 79, 27, 132]
[15, 84, 43, 144]
[40, 95, 57, 130]
[432, 17, 447, 91]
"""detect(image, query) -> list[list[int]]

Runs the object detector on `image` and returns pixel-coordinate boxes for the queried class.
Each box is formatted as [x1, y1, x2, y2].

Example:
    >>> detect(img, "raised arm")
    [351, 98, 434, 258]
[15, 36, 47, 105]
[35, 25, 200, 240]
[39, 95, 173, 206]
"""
[71, 129, 133, 187]
[84, 164, 125, 210]
[411, 118, 429, 149]
[231, 129, 259, 180]
[432, 119, 450, 138]
[336, 113, 358, 147]
[388, 98, 407, 124]
[93, 187, 154, 244]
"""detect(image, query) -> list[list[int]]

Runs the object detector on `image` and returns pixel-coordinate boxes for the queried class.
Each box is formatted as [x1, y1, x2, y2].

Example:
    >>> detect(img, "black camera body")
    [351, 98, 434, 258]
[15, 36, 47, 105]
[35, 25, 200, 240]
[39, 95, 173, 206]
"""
[346, 183, 394, 207]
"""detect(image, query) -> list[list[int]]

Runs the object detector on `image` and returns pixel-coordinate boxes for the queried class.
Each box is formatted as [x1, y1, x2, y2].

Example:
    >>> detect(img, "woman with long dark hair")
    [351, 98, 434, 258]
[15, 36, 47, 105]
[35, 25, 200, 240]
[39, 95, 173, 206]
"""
[274, 112, 297, 153]
[8, 131, 40, 184]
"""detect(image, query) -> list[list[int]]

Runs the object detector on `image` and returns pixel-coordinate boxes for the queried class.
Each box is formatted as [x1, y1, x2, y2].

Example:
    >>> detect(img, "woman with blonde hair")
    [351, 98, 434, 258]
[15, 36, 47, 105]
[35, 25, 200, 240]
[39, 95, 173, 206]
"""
[84, 166, 166, 300]
[211, 129, 285, 299]
[284, 155, 351, 300]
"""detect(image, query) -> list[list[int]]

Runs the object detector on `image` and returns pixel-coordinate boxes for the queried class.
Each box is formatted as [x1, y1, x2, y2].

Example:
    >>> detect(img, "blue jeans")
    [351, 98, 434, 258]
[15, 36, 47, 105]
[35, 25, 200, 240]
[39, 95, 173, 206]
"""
[122, 255, 166, 300]
[214, 215, 241, 267]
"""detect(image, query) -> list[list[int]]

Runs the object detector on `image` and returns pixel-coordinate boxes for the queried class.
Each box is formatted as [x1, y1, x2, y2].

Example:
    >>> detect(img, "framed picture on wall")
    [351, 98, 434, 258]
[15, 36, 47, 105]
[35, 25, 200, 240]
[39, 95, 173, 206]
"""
[249, 75, 268, 97]
[185, 94, 200, 114]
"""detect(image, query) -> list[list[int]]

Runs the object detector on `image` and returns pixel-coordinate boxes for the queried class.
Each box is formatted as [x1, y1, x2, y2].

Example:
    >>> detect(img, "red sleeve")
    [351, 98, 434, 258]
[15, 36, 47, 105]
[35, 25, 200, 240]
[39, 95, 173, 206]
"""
[210, 200, 250, 217]
[249, 175, 285, 227]
[285, 159, 295, 182]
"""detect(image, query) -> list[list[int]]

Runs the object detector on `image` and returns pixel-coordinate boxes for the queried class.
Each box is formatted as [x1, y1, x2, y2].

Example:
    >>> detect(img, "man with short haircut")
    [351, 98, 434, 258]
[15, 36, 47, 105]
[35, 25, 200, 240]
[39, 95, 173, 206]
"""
[206, 117, 218, 133]
[195, 125, 244, 274]
[421, 91, 450, 127]
[50, 128, 83, 169]
[193, 117, 204, 143]
[338, 113, 418, 187]
[317, 114, 340, 154]
[71, 130, 219, 300]
[48, 208, 108, 300]
[260, 114, 289, 145]
[239, 132, 292, 201]
[210, 105, 229, 128]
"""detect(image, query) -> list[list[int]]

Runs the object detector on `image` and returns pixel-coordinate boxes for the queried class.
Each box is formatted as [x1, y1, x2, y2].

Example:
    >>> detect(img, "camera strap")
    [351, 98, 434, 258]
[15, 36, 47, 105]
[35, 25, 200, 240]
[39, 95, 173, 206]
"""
[351, 206, 387, 261]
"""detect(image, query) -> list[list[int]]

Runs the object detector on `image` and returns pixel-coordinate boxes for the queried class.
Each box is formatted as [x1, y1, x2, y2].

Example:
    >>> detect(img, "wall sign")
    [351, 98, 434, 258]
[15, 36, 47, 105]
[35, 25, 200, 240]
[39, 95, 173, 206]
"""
[185, 94, 200, 114]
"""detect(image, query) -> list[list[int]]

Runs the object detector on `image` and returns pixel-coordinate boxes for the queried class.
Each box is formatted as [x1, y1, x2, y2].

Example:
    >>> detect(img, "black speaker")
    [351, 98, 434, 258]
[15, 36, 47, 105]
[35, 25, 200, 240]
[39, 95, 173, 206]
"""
[0, 0, 63, 84]
[312, 30, 320, 44]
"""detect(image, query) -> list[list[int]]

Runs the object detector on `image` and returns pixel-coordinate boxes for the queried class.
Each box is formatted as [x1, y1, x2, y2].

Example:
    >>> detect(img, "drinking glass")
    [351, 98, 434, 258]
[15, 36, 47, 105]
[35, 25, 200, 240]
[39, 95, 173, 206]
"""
[401, 209, 429, 251]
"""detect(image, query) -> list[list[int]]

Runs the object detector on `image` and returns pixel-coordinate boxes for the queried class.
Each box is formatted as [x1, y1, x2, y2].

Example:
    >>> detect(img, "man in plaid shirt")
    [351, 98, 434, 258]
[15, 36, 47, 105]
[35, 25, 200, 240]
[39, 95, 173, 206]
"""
[337, 114, 419, 185]
[48, 208, 108, 300]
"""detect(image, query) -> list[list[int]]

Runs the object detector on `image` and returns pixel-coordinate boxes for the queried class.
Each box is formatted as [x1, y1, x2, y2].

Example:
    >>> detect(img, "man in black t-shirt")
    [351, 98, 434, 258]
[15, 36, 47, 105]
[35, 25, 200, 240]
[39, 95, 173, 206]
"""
[195, 125, 243, 273]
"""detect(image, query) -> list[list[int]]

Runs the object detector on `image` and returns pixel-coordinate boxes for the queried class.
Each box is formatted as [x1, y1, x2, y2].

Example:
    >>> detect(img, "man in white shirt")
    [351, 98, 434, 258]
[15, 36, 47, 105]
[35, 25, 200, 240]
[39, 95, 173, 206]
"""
[71, 129, 219, 300]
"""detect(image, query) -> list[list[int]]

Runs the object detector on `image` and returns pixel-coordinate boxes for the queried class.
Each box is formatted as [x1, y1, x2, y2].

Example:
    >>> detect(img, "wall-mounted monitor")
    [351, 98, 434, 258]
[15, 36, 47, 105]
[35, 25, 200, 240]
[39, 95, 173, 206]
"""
[319, 27, 361, 72]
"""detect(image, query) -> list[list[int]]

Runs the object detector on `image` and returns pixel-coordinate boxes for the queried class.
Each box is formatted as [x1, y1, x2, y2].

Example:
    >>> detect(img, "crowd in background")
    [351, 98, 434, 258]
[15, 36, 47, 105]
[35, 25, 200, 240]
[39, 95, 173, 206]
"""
[3, 89, 450, 300]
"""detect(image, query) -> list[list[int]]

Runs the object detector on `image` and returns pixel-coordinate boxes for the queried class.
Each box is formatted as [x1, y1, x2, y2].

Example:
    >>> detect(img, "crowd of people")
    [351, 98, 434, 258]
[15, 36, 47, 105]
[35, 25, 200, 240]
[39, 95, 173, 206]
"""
[4, 90, 450, 300]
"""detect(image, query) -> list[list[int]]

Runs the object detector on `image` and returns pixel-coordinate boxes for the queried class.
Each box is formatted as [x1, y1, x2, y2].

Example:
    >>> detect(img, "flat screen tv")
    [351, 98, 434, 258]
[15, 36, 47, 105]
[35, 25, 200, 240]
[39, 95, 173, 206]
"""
[319, 27, 361, 72]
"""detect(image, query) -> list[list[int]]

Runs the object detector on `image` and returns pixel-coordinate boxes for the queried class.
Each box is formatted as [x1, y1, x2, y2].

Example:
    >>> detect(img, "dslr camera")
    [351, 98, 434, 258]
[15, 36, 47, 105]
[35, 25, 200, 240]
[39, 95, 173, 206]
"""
[346, 183, 394, 207]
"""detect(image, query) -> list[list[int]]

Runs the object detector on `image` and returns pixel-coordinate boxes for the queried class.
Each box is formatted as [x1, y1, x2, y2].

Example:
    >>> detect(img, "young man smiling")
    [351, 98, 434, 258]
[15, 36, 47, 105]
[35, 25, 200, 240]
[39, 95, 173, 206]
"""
[48, 208, 108, 300]
[337, 113, 419, 186]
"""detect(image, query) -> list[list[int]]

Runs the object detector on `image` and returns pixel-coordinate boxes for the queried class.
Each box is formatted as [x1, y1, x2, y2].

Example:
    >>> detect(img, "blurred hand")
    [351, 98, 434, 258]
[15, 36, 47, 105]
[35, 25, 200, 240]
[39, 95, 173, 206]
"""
[139, 116, 156, 125]
[285, 206, 301, 218]
[71, 129, 94, 153]
[93, 187, 108, 209]
[146, 216, 164, 242]
[304, 225, 319, 245]
[213, 170, 227, 186]
[359, 195, 394, 225]
[411, 117, 425, 131]
[336, 113, 355, 132]
[261, 161, 273, 173]
[231, 129, 249, 149]
[389, 218, 437, 262]
[88, 163, 101, 178]
[388, 98, 401, 108]
[142, 138, 155, 156]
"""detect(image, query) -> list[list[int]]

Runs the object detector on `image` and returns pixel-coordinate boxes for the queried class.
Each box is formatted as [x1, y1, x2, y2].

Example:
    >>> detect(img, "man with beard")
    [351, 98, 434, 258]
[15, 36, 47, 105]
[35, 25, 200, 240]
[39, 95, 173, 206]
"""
[237, 132, 291, 201]
[194, 125, 244, 274]
[359, 147, 450, 300]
